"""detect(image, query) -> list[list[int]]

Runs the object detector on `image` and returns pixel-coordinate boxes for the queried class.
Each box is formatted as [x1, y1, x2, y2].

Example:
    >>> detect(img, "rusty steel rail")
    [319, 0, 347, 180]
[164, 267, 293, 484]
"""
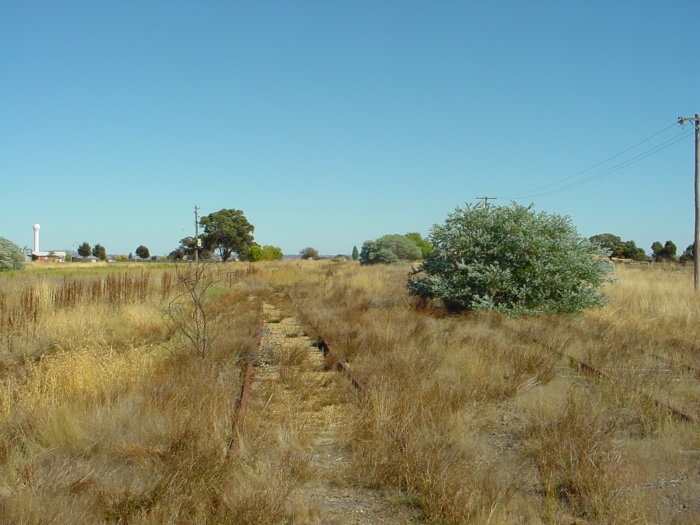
[558, 349, 698, 425]
[287, 292, 369, 394]
[556, 318, 700, 378]
[226, 310, 264, 461]
[315, 338, 367, 393]
[294, 291, 697, 426]
[516, 325, 700, 426]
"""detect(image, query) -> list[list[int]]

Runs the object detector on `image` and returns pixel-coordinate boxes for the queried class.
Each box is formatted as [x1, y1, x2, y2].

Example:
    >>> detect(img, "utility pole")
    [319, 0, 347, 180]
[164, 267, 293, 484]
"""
[194, 205, 200, 263]
[476, 196, 497, 207]
[678, 114, 700, 291]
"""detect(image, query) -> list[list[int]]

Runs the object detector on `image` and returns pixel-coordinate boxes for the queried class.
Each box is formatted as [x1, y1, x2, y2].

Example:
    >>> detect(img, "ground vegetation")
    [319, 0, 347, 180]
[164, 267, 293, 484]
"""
[299, 247, 319, 260]
[680, 243, 695, 263]
[405, 232, 433, 257]
[0, 261, 697, 523]
[0, 237, 24, 271]
[249, 244, 283, 261]
[409, 203, 612, 314]
[360, 234, 422, 265]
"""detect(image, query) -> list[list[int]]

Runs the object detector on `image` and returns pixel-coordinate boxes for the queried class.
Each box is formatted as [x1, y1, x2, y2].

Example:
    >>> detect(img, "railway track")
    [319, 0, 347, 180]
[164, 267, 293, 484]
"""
[500, 322, 699, 425]
[226, 308, 263, 462]
[225, 295, 416, 523]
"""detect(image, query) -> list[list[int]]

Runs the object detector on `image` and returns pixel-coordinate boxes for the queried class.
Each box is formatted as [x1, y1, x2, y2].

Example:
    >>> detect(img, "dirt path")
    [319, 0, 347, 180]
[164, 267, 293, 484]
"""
[254, 300, 416, 524]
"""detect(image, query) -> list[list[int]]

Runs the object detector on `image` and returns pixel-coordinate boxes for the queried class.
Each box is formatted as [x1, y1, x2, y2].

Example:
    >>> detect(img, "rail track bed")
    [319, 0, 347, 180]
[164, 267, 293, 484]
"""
[232, 296, 417, 524]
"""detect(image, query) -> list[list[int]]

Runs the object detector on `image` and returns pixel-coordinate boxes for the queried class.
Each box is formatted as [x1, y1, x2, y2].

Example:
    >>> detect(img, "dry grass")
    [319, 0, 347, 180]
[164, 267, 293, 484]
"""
[288, 261, 700, 524]
[0, 264, 313, 523]
[1, 260, 698, 523]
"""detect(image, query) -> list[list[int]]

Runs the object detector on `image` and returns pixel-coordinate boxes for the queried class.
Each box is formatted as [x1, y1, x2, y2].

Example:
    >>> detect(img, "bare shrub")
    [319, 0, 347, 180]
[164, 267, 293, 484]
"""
[167, 261, 219, 357]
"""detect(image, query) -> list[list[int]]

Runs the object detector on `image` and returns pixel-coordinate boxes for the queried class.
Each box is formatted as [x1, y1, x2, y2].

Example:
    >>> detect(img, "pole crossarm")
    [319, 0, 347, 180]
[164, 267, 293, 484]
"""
[476, 196, 497, 207]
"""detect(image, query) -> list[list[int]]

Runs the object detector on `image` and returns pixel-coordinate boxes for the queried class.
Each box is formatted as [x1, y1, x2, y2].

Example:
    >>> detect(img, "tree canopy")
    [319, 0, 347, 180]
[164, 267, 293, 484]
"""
[680, 243, 695, 263]
[589, 233, 647, 261]
[299, 247, 319, 260]
[135, 245, 150, 259]
[0, 237, 25, 271]
[200, 209, 255, 262]
[78, 242, 91, 258]
[360, 234, 422, 265]
[651, 240, 677, 262]
[249, 244, 283, 261]
[408, 203, 611, 315]
[405, 232, 433, 257]
[92, 244, 107, 261]
[178, 237, 209, 260]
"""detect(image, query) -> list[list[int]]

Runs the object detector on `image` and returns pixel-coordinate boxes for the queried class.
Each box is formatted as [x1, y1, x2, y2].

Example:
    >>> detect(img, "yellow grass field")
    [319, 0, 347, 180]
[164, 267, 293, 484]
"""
[0, 261, 698, 523]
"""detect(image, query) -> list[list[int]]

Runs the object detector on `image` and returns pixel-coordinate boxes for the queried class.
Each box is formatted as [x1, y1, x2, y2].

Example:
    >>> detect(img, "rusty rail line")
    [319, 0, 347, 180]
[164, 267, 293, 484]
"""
[554, 346, 698, 424]
[294, 293, 698, 426]
[315, 338, 367, 393]
[287, 292, 369, 395]
[557, 318, 700, 378]
[507, 324, 700, 426]
[226, 307, 264, 462]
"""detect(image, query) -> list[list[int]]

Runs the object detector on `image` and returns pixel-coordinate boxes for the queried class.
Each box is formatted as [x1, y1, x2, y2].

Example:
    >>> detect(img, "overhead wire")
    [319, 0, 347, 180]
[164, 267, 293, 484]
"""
[499, 121, 690, 200]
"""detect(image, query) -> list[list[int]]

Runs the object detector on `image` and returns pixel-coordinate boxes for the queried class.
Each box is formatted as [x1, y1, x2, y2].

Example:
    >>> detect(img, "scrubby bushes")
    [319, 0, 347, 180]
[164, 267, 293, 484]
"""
[0, 237, 25, 271]
[360, 234, 422, 265]
[408, 203, 611, 315]
[249, 245, 283, 261]
[299, 247, 319, 260]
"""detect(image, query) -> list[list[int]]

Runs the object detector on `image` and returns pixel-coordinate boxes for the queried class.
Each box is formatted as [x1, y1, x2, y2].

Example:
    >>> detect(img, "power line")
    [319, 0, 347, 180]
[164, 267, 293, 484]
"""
[500, 126, 692, 200]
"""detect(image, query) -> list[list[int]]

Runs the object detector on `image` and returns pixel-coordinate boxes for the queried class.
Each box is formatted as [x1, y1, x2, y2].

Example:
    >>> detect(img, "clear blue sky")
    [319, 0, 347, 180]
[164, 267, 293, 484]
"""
[2, 1, 698, 256]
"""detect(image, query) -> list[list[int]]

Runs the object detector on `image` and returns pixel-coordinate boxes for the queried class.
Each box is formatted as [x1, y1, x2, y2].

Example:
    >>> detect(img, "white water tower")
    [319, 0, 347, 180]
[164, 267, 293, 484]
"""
[33, 224, 40, 254]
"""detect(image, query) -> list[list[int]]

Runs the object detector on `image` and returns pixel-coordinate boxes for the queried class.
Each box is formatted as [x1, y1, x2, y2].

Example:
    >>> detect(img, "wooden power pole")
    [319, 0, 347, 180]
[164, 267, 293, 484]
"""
[476, 196, 497, 207]
[194, 205, 200, 263]
[678, 114, 700, 291]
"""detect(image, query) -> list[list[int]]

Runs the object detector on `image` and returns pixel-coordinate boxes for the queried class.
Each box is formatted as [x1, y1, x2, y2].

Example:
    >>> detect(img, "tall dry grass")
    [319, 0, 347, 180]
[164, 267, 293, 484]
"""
[1, 260, 698, 523]
[289, 260, 700, 524]
[0, 264, 314, 523]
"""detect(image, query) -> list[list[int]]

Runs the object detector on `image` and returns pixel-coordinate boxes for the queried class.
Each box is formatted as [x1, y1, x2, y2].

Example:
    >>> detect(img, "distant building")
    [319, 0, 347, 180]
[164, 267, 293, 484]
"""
[30, 224, 66, 262]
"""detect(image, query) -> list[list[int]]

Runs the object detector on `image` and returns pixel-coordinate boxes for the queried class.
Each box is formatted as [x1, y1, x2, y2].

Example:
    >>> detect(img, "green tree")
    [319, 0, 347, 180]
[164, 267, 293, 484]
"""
[178, 237, 210, 260]
[351, 245, 359, 261]
[200, 209, 255, 262]
[247, 244, 283, 261]
[0, 237, 25, 271]
[405, 232, 433, 258]
[300, 247, 319, 259]
[618, 240, 647, 261]
[78, 242, 91, 258]
[135, 245, 150, 259]
[360, 234, 422, 265]
[92, 244, 107, 261]
[261, 245, 283, 260]
[590, 233, 647, 261]
[360, 241, 398, 264]
[408, 203, 611, 315]
[589, 233, 622, 257]
[168, 248, 185, 261]
[248, 244, 263, 261]
[680, 243, 695, 263]
[651, 240, 677, 262]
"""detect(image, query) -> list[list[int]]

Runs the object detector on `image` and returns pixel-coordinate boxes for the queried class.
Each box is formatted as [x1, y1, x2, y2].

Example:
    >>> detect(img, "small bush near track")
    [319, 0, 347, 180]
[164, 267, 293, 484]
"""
[408, 203, 612, 315]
